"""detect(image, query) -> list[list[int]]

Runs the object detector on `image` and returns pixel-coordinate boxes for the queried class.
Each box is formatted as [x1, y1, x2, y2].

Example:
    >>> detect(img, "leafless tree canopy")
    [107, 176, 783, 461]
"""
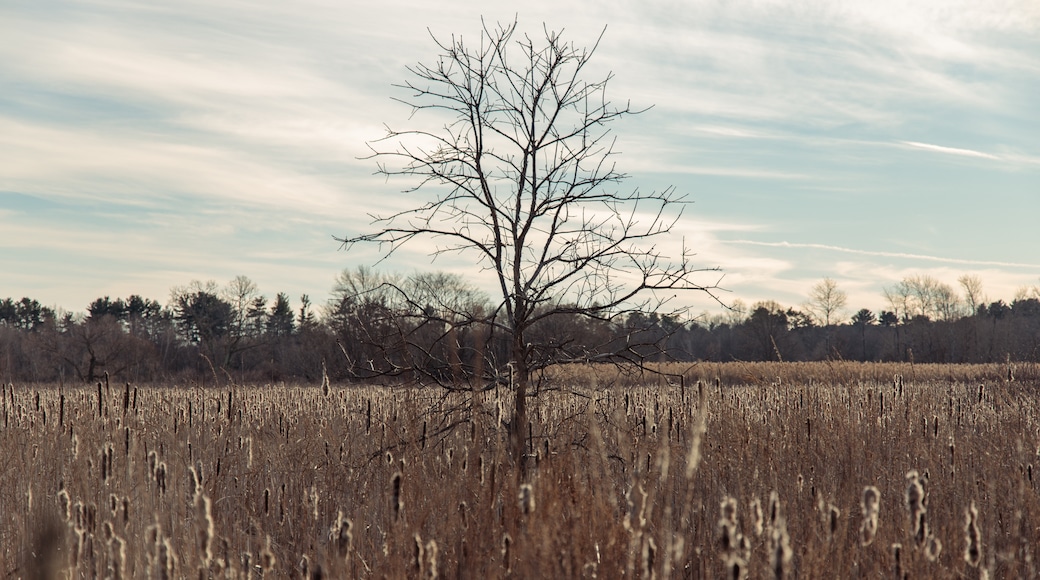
[337, 20, 723, 468]
[339, 20, 721, 391]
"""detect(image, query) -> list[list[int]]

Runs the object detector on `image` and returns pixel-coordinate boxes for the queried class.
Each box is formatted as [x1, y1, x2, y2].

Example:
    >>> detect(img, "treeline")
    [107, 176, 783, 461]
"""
[3, 270, 1040, 384]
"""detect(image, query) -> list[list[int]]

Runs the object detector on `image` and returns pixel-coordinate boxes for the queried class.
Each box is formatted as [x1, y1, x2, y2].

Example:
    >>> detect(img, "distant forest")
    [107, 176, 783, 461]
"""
[3, 269, 1040, 384]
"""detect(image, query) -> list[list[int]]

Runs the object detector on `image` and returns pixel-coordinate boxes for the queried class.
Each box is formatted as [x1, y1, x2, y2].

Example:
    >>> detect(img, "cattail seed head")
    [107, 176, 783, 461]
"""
[260, 535, 276, 572]
[108, 534, 126, 580]
[155, 461, 167, 495]
[861, 486, 880, 546]
[195, 494, 214, 567]
[641, 536, 657, 579]
[749, 498, 764, 537]
[827, 504, 840, 540]
[188, 465, 202, 500]
[414, 533, 425, 576]
[718, 496, 740, 552]
[518, 483, 535, 515]
[964, 501, 982, 567]
[57, 489, 70, 522]
[905, 470, 928, 545]
[769, 516, 792, 579]
[425, 539, 439, 580]
[501, 534, 512, 574]
[391, 472, 403, 519]
[768, 490, 782, 530]
[329, 510, 353, 559]
[924, 535, 942, 562]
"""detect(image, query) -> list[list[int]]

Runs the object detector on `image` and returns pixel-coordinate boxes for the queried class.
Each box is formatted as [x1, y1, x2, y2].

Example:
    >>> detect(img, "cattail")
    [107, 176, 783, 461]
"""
[260, 535, 276, 572]
[155, 461, 167, 496]
[768, 490, 781, 530]
[158, 538, 177, 580]
[905, 470, 927, 545]
[826, 503, 840, 541]
[861, 486, 881, 546]
[723, 553, 747, 580]
[749, 497, 764, 536]
[718, 496, 740, 552]
[924, 535, 942, 562]
[502, 534, 512, 574]
[108, 534, 127, 580]
[391, 472, 403, 520]
[414, 534, 426, 576]
[196, 494, 214, 567]
[309, 486, 320, 522]
[518, 483, 535, 514]
[685, 381, 708, 479]
[641, 536, 657, 579]
[964, 501, 981, 567]
[769, 516, 792, 579]
[57, 488, 70, 522]
[425, 539, 439, 580]
[329, 510, 353, 560]
[718, 496, 747, 579]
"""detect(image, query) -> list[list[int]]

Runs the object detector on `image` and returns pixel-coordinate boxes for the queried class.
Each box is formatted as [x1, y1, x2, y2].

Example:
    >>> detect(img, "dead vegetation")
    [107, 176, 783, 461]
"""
[2, 361, 1038, 578]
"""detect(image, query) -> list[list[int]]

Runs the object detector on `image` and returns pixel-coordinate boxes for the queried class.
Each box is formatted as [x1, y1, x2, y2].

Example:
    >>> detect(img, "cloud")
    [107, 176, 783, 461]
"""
[899, 141, 1000, 160]
[728, 240, 1040, 270]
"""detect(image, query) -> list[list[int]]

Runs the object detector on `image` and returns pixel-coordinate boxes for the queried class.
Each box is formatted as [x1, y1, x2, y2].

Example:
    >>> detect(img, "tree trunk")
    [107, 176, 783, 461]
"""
[511, 332, 528, 478]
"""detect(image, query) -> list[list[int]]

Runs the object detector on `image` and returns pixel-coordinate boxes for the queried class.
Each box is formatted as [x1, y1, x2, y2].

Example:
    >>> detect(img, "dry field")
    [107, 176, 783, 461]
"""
[2, 362, 1039, 578]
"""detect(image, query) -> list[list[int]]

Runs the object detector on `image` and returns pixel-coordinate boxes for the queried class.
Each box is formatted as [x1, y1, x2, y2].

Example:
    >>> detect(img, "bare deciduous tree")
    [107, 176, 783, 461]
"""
[958, 274, 984, 317]
[337, 20, 722, 464]
[884, 275, 961, 322]
[805, 278, 848, 327]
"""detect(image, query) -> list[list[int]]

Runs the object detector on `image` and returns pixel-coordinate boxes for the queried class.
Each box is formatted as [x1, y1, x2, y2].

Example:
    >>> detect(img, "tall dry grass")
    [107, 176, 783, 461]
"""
[1, 361, 1038, 578]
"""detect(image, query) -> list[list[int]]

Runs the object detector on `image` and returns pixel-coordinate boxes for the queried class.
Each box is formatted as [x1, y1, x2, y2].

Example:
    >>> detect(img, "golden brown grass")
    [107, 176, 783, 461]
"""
[2, 362, 1038, 578]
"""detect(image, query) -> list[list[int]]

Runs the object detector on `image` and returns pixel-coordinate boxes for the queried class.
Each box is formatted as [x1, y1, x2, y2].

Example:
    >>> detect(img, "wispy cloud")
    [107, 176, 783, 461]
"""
[899, 141, 1000, 160]
[729, 240, 1040, 270]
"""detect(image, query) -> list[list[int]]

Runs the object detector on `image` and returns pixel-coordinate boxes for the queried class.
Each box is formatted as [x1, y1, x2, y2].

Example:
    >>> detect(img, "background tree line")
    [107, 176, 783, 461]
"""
[2, 271, 1039, 384]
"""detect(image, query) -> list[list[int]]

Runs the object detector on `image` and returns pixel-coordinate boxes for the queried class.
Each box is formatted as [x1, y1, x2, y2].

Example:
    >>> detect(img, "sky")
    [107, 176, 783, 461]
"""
[2, 0, 1039, 321]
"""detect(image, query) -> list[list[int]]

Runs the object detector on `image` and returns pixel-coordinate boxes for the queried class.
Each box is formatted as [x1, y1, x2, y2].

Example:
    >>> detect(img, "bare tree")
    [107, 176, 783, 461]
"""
[805, 277, 848, 327]
[338, 20, 722, 464]
[958, 274, 984, 316]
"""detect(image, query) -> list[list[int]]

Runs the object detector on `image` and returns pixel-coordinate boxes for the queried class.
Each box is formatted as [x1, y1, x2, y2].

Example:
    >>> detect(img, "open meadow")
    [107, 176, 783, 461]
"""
[2, 362, 1039, 578]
